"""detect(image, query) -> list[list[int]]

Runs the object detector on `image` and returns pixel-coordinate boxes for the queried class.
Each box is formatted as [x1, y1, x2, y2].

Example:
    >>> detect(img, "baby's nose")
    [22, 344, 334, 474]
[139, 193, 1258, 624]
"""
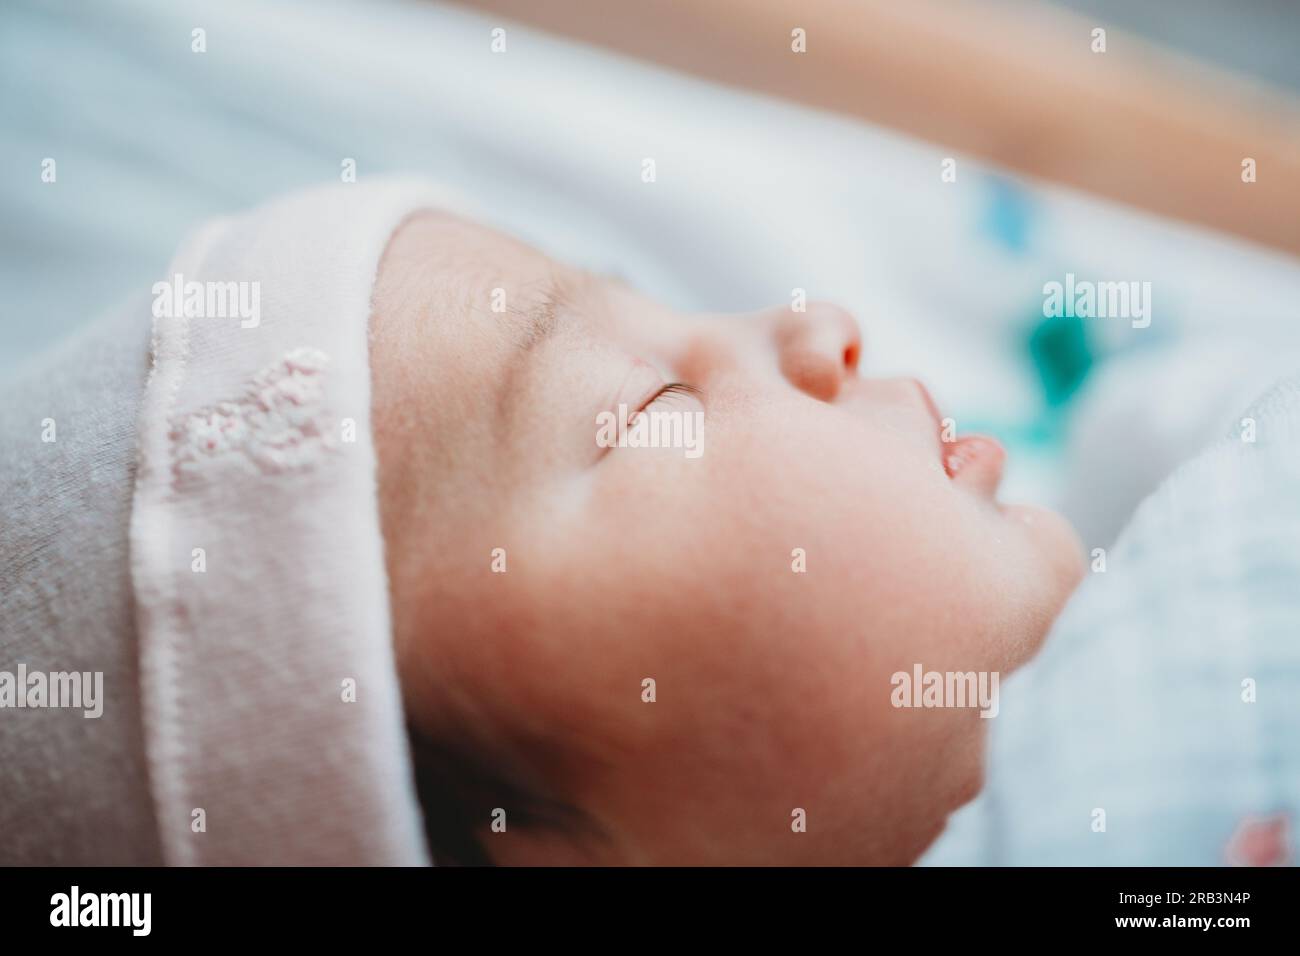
[773, 302, 862, 402]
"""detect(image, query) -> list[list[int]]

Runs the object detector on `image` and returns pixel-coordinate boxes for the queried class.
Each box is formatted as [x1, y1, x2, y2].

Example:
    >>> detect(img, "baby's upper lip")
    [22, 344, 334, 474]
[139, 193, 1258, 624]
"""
[908, 378, 944, 436]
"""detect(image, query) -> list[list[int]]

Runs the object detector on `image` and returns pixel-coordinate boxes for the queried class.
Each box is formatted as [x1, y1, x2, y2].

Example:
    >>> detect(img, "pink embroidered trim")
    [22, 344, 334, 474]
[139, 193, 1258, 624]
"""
[171, 347, 337, 481]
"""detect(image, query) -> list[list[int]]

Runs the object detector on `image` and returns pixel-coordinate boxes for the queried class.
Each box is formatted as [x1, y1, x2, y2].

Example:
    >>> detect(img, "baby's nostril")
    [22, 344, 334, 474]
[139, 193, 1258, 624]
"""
[843, 344, 860, 371]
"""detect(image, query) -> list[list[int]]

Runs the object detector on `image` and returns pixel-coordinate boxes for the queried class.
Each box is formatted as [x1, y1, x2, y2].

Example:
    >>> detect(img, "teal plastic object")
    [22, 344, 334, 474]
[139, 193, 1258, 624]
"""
[1028, 310, 1093, 408]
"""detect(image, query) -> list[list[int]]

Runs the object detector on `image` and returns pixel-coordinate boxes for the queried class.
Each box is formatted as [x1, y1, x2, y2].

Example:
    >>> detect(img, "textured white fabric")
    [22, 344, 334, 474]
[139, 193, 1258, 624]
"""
[130, 179, 458, 865]
[2, 179, 457, 865]
[922, 374, 1300, 865]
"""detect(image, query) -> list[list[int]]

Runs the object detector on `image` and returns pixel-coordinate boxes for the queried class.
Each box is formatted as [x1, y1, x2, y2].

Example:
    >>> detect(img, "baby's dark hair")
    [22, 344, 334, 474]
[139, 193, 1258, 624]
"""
[407, 722, 600, 865]
[407, 723, 495, 865]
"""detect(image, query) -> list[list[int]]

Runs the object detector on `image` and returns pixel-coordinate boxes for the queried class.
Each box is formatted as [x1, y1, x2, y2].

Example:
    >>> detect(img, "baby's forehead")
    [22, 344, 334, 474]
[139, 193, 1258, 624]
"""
[417, 215, 547, 292]
[387, 212, 674, 387]
[406, 213, 602, 331]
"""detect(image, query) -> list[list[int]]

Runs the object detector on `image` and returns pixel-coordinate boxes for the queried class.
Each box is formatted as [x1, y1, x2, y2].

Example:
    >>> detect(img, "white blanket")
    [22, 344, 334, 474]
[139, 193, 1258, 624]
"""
[924, 373, 1300, 865]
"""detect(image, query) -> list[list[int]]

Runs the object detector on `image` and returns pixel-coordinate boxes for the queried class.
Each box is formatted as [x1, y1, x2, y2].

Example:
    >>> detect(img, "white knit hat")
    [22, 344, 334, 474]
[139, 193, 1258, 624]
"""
[130, 179, 458, 865]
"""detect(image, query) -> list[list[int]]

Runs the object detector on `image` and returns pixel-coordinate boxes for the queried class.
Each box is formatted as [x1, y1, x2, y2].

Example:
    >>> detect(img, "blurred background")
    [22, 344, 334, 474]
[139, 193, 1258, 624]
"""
[3, 0, 1299, 548]
[1055, 0, 1300, 90]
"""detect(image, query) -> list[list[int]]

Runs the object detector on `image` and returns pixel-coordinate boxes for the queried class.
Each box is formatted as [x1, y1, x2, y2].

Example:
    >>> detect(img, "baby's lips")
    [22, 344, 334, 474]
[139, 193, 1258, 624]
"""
[942, 434, 1006, 497]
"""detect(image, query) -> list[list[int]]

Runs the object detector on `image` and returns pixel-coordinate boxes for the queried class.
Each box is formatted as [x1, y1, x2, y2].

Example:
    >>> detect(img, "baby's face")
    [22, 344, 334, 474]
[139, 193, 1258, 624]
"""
[371, 212, 1082, 865]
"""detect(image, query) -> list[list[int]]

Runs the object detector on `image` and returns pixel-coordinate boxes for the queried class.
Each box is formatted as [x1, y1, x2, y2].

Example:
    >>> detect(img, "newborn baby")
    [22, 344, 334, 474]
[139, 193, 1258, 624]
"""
[0, 180, 1081, 866]
[370, 211, 1083, 865]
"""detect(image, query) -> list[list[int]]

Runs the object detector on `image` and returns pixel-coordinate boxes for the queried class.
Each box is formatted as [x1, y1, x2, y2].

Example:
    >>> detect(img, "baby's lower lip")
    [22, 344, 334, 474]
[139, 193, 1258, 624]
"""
[942, 434, 1006, 486]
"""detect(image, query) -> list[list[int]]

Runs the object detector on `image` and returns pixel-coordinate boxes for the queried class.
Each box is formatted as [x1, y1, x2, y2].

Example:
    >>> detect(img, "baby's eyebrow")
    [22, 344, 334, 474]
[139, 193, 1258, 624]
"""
[509, 276, 571, 355]
[494, 275, 581, 436]
[516, 302, 557, 353]
[494, 269, 613, 434]
[507, 268, 618, 355]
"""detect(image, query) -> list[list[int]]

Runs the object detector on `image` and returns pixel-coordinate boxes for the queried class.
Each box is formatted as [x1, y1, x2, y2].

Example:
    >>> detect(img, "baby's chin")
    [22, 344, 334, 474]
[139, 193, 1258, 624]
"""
[1001, 501, 1087, 603]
